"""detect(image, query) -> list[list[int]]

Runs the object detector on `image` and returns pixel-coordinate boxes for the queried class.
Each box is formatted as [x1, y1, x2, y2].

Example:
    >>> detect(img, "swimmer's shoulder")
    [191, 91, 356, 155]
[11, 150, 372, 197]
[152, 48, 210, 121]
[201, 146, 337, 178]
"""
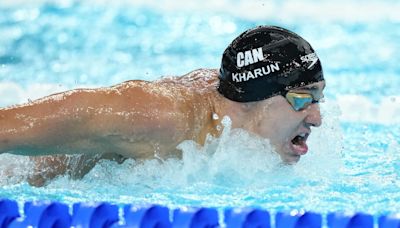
[156, 68, 219, 89]
[108, 68, 219, 103]
[179, 68, 219, 83]
[114, 68, 218, 87]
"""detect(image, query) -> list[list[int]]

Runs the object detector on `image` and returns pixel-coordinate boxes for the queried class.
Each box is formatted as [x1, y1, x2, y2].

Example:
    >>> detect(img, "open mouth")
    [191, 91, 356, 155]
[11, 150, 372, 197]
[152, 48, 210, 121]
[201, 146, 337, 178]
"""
[290, 133, 309, 156]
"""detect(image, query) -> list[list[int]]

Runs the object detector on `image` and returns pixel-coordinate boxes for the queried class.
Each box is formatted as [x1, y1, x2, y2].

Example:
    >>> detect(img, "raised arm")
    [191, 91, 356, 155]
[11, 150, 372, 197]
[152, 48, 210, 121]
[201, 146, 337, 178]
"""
[0, 80, 184, 158]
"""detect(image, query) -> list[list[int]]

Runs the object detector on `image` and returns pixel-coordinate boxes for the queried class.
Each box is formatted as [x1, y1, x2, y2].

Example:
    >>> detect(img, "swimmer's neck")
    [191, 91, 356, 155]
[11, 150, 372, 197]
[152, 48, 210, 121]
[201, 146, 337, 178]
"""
[204, 84, 265, 142]
[177, 68, 261, 144]
[197, 86, 252, 142]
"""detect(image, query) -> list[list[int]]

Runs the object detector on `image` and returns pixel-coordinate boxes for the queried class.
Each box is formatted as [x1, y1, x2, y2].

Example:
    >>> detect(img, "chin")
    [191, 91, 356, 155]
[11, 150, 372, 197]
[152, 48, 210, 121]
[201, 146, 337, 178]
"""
[280, 153, 301, 164]
[278, 145, 301, 164]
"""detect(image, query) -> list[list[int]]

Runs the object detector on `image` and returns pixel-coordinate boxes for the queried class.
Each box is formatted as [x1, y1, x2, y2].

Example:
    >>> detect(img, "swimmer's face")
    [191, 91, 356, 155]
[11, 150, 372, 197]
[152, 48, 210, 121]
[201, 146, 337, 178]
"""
[249, 81, 325, 164]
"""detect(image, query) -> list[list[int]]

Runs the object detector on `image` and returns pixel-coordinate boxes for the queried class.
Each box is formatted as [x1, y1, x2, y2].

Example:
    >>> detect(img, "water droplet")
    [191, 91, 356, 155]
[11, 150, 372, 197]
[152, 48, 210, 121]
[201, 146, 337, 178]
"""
[212, 113, 219, 120]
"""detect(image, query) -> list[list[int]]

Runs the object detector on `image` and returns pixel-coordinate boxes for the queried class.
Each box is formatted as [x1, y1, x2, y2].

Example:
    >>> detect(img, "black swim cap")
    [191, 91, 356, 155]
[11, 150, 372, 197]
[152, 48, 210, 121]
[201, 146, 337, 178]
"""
[218, 25, 324, 102]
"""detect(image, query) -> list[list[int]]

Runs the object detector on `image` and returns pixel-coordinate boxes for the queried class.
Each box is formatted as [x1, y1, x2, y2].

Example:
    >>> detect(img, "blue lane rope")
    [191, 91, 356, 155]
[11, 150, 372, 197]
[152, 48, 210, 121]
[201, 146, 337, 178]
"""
[1, 199, 399, 228]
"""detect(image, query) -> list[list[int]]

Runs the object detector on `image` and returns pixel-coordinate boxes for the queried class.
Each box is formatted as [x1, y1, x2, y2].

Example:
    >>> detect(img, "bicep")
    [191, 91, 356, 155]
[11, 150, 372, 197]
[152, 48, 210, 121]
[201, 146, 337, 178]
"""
[88, 82, 188, 158]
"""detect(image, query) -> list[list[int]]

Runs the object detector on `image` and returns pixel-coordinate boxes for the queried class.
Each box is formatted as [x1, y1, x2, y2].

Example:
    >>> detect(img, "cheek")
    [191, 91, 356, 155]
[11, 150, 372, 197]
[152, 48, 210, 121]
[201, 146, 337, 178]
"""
[251, 97, 304, 140]
[259, 109, 303, 140]
[254, 111, 289, 138]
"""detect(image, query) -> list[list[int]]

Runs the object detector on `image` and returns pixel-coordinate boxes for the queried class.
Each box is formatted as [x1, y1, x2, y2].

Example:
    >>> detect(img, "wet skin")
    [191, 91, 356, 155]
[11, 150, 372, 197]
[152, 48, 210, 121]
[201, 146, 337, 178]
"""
[0, 69, 325, 185]
[242, 81, 325, 163]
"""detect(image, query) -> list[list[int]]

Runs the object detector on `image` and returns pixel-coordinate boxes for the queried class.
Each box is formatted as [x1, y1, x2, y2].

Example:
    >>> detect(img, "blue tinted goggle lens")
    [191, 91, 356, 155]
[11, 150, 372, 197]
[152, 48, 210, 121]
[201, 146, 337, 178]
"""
[285, 92, 316, 111]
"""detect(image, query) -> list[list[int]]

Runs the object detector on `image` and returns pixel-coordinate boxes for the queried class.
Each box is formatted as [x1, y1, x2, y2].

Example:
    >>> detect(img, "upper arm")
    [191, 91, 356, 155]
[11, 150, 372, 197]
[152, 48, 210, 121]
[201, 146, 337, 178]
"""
[0, 80, 187, 158]
[27, 153, 123, 187]
[80, 80, 188, 158]
[84, 81, 182, 135]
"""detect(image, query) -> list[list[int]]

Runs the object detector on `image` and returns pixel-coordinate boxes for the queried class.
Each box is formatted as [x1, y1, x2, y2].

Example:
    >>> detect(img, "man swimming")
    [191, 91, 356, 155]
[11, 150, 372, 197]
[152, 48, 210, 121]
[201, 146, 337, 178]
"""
[0, 26, 325, 186]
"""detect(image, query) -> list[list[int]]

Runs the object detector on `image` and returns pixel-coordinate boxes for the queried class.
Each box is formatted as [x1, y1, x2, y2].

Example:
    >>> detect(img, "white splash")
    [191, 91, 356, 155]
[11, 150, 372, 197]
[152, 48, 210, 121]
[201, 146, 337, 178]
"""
[67, 106, 343, 191]
[0, 154, 33, 185]
[295, 98, 344, 180]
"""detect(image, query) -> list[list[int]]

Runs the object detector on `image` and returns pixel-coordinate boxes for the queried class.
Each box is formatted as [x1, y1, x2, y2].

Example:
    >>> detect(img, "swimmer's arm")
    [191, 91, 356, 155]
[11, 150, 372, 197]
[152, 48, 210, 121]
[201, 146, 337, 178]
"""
[0, 81, 180, 157]
[0, 87, 115, 155]
[27, 153, 125, 187]
[27, 155, 71, 187]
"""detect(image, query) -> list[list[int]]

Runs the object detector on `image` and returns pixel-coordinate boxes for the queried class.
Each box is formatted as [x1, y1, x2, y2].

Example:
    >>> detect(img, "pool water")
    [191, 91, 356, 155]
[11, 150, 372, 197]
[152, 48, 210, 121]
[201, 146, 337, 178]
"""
[1, 0, 400, 218]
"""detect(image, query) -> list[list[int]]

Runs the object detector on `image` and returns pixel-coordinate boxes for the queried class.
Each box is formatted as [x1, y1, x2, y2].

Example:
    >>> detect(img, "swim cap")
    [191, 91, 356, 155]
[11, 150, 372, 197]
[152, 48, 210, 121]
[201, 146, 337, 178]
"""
[218, 25, 324, 102]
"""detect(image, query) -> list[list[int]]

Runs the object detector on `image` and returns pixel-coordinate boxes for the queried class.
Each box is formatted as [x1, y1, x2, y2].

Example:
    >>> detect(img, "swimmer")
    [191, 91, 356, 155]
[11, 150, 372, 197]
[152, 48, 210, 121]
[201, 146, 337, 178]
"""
[0, 26, 325, 186]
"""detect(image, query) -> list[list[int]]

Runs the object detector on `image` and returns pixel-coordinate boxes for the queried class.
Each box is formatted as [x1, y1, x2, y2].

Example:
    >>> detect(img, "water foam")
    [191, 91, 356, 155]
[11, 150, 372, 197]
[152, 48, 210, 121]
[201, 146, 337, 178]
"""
[0, 154, 33, 186]
[295, 98, 344, 178]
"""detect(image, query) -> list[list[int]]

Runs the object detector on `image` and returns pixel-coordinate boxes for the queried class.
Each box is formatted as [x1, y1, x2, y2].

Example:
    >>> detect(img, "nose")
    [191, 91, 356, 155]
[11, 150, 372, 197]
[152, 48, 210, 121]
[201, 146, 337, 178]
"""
[304, 103, 322, 127]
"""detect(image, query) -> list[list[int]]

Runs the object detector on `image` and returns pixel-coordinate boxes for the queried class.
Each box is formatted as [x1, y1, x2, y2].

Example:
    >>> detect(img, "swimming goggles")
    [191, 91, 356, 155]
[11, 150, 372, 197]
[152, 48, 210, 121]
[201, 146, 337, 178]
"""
[285, 92, 320, 111]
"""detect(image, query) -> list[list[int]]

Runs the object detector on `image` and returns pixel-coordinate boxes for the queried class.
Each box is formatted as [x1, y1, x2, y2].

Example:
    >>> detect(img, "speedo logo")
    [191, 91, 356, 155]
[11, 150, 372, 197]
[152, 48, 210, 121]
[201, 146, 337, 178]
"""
[300, 52, 319, 69]
[236, 47, 264, 67]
